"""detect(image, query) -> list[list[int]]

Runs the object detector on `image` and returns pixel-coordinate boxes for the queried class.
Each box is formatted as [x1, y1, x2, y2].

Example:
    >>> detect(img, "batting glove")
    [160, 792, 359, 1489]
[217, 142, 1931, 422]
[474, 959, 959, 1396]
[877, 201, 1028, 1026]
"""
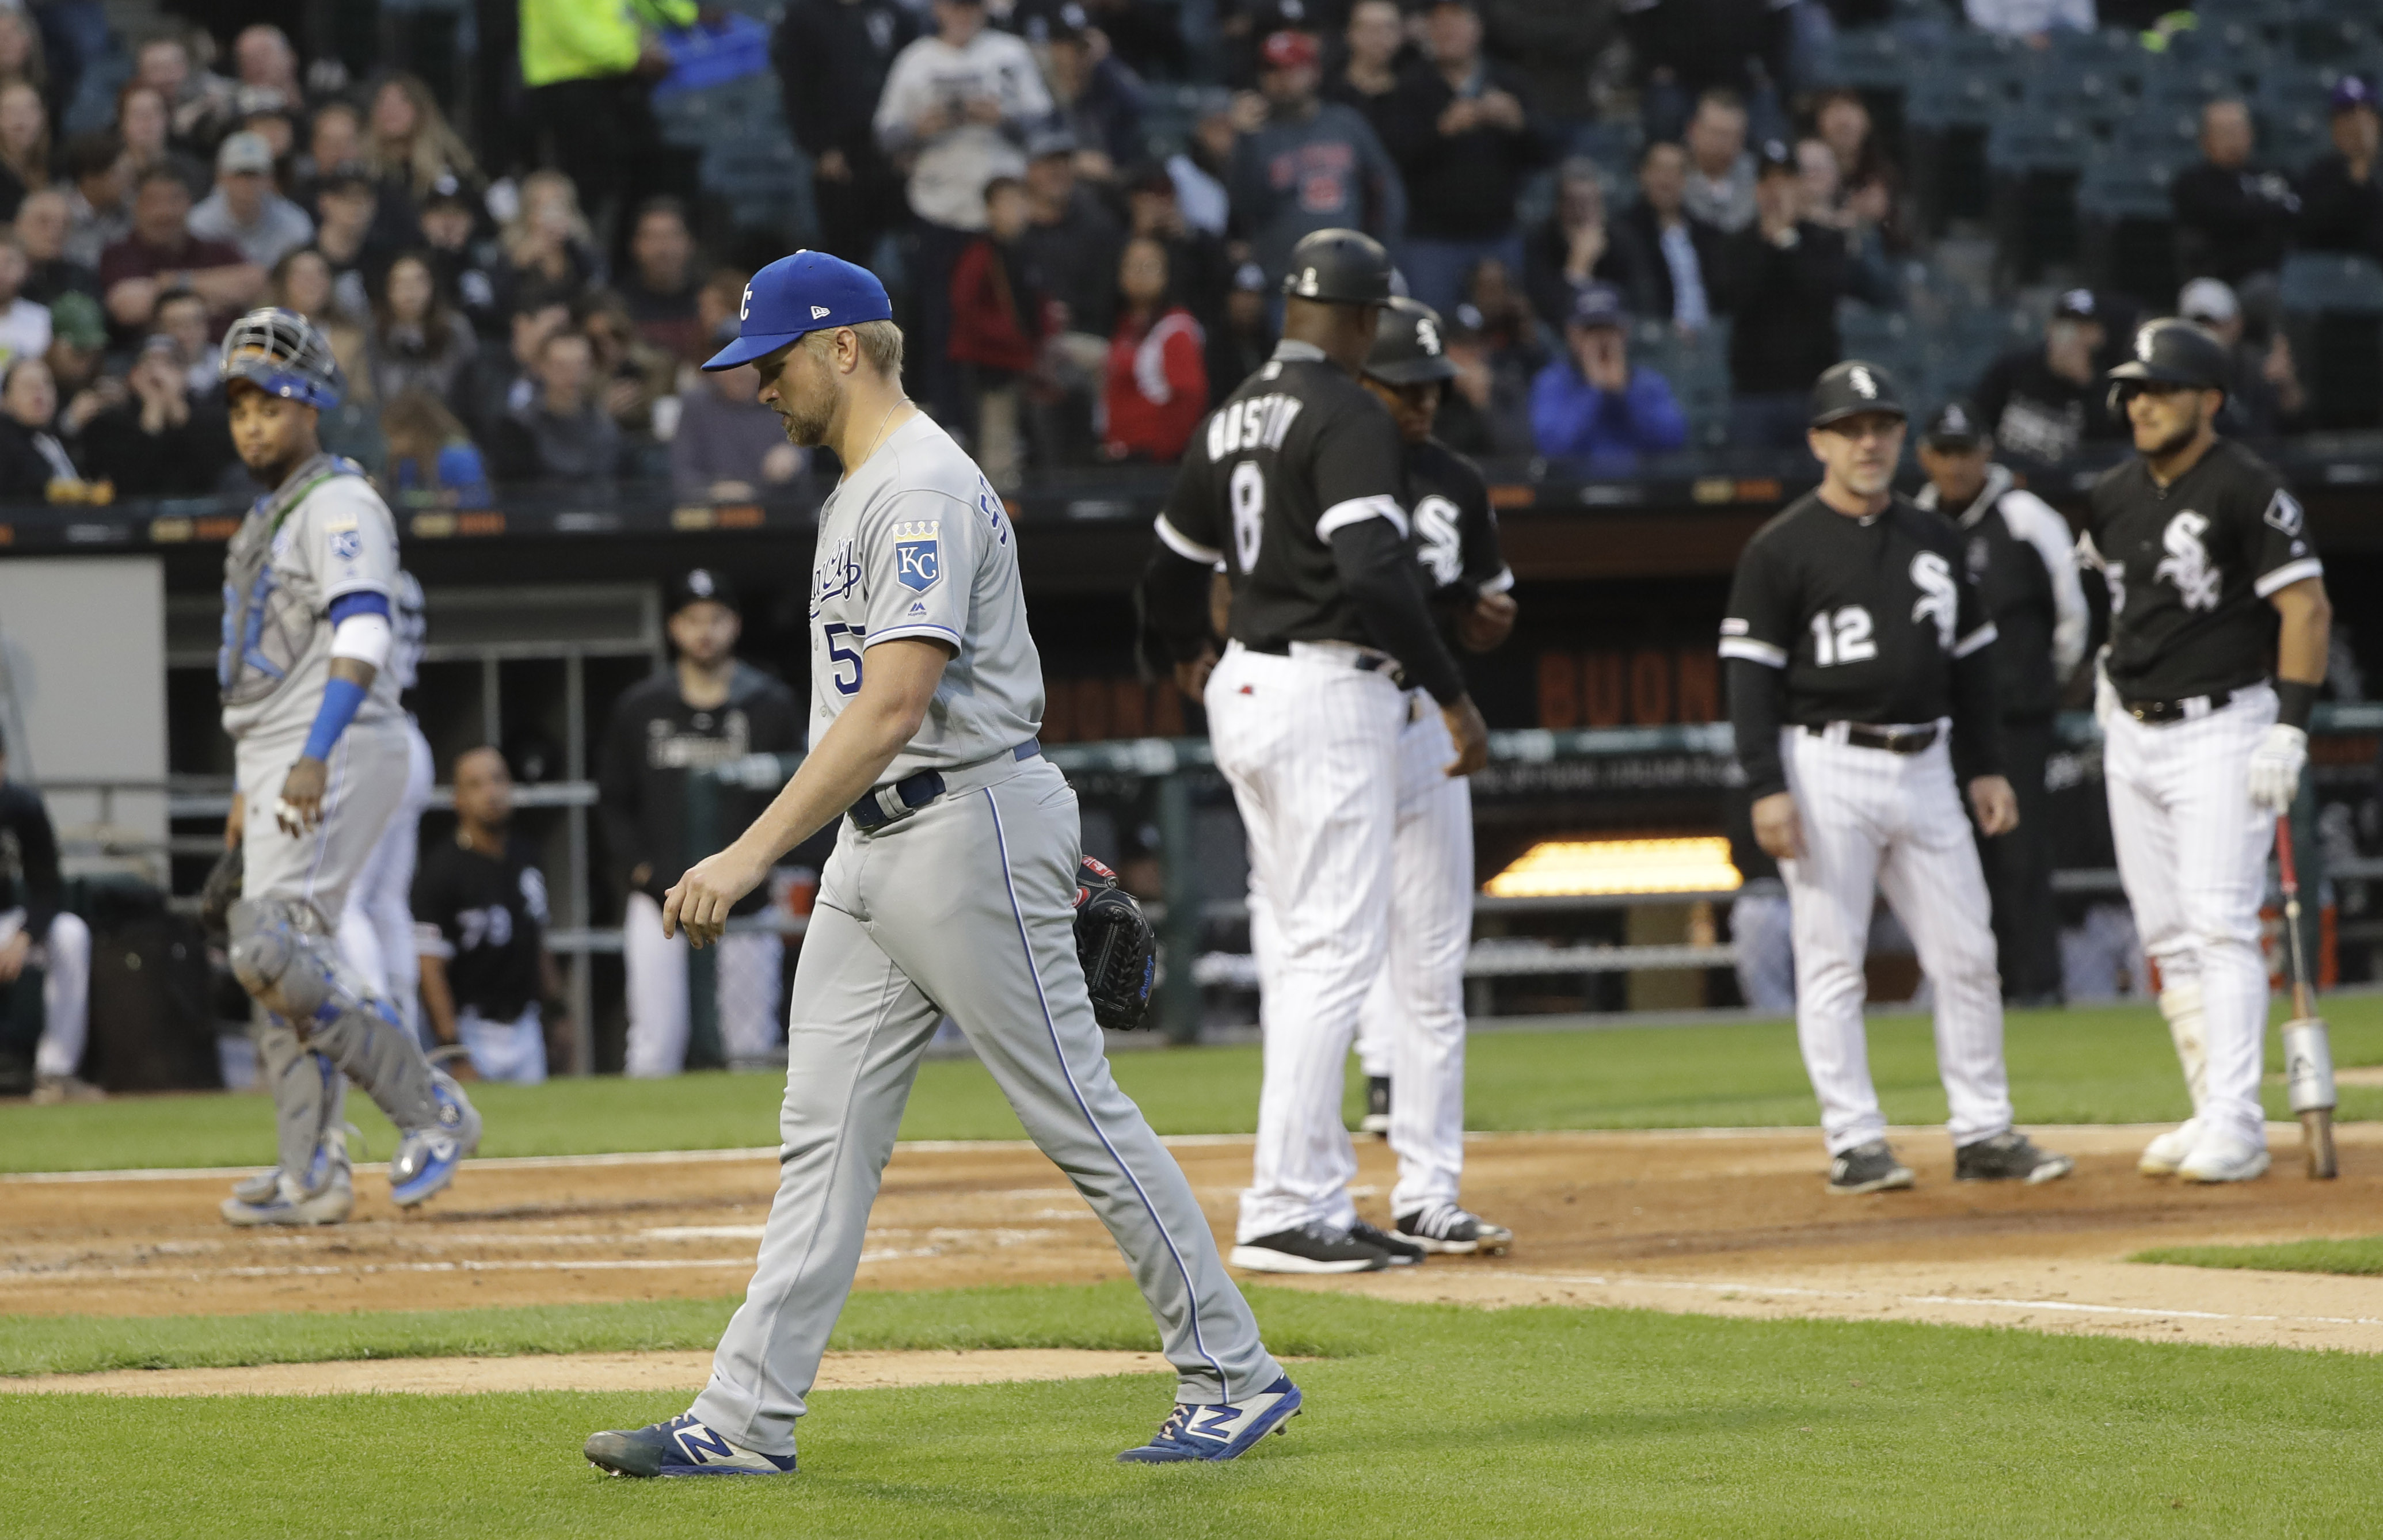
[2246, 723, 2308, 813]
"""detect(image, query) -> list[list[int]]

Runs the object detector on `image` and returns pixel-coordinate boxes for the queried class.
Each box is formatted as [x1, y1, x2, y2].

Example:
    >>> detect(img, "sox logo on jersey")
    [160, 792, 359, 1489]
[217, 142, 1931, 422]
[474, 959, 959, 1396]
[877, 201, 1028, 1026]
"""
[1909, 551, 1958, 650]
[2155, 512, 2222, 611]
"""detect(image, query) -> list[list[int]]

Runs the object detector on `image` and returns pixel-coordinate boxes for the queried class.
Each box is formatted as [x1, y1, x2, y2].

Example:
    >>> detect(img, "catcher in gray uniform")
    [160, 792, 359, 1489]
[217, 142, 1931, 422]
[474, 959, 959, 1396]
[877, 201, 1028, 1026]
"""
[211, 308, 481, 1225]
[584, 250, 1296, 1478]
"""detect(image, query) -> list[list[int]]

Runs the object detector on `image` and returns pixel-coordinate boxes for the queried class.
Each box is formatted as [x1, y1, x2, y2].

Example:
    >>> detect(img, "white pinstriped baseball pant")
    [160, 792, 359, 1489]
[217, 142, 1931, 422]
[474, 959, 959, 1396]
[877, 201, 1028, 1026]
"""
[1252, 696, 1474, 1221]
[1779, 723, 2013, 1154]
[1207, 640, 1406, 1242]
[2102, 684, 2278, 1148]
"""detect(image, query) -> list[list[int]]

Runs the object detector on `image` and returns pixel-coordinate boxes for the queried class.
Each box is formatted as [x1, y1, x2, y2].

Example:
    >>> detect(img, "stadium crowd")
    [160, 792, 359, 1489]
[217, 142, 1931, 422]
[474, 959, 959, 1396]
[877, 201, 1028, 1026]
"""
[0, 0, 2362, 505]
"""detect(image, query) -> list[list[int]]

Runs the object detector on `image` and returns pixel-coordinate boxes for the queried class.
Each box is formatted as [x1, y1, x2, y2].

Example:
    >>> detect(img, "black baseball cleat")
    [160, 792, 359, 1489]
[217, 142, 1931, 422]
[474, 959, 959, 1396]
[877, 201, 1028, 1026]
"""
[1229, 1223, 1391, 1274]
[1955, 1130, 2076, 1184]
[1359, 1075, 1391, 1137]
[1826, 1139, 1914, 1195]
[1349, 1219, 1426, 1265]
[1395, 1203, 1513, 1255]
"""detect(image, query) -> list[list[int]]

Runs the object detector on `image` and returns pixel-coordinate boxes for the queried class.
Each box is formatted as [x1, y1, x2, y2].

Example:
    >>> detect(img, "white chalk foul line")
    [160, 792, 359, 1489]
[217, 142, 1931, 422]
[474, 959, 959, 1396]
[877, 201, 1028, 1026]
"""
[1490, 1271, 2383, 1330]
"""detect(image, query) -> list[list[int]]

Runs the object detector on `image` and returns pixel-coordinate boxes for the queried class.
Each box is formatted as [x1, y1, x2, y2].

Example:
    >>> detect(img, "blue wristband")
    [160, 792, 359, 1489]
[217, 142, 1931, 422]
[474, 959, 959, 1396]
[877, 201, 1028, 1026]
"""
[303, 676, 368, 761]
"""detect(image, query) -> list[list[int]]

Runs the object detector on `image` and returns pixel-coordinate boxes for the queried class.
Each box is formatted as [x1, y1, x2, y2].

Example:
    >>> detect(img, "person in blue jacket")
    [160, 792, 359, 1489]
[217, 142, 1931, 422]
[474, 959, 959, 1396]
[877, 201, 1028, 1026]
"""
[1528, 283, 1686, 470]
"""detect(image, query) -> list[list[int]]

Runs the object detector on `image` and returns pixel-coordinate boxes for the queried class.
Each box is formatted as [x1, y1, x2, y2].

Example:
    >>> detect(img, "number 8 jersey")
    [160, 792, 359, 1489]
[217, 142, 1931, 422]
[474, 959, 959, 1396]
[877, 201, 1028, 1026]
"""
[1153, 339, 1413, 649]
[1720, 490, 1999, 733]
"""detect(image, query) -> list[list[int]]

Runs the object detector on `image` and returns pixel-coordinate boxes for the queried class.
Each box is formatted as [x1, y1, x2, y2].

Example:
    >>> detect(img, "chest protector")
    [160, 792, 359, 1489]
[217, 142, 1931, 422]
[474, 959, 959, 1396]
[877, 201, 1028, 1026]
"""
[218, 453, 363, 707]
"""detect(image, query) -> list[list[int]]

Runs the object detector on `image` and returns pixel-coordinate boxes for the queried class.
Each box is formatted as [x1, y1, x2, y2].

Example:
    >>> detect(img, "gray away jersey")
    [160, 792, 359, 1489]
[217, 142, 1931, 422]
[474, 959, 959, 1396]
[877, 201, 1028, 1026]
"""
[807, 413, 1042, 780]
[219, 464, 405, 742]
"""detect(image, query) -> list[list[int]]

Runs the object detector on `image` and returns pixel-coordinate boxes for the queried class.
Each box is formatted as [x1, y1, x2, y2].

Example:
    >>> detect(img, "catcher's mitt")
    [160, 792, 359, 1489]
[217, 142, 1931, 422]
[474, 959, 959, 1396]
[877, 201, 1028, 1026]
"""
[199, 842, 244, 941]
[1073, 856, 1156, 1031]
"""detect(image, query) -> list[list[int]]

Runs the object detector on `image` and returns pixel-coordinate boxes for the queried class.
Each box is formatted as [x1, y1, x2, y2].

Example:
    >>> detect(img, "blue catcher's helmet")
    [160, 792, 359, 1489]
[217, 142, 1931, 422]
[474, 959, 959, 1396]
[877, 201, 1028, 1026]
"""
[219, 307, 344, 409]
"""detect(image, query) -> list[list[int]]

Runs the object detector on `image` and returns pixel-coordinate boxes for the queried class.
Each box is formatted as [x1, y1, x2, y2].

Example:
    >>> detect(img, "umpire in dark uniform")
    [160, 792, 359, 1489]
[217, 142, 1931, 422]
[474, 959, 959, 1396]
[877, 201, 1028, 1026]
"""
[1140, 228, 1490, 1275]
[1914, 401, 2090, 1005]
[1720, 360, 2072, 1194]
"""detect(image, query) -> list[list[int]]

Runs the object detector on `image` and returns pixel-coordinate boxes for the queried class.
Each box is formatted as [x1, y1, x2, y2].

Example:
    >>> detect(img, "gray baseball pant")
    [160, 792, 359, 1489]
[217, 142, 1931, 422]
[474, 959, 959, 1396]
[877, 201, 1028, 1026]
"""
[691, 756, 1281, 1457]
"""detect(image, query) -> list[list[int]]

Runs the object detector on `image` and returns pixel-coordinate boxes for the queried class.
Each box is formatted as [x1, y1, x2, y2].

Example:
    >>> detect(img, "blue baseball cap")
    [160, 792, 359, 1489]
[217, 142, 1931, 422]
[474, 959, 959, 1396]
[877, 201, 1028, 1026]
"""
[701, 250, 894, 372]
[2332, 75, 2377, 115]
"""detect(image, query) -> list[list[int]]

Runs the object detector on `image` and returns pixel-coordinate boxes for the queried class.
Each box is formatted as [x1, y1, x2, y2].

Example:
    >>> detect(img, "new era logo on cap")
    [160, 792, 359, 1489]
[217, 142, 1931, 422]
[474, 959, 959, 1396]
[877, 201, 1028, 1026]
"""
[811, 306, 830, 319]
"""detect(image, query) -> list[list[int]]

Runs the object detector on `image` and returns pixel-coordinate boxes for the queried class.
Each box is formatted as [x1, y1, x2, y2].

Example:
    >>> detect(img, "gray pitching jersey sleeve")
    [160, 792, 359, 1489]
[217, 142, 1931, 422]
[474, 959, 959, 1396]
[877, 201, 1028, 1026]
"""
[220, 463, 405, 742]
[808, 413, 1042, 780]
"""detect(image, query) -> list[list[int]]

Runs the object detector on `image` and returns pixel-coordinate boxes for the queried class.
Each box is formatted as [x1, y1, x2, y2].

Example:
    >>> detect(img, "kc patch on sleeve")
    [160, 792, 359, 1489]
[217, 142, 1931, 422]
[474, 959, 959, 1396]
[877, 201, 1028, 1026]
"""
[894, 520, 941, 592]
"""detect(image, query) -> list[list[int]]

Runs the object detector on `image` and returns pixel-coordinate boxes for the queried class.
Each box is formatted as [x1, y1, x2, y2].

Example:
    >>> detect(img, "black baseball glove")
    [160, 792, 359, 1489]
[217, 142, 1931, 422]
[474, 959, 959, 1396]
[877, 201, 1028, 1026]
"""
[1074, 856, 1157, 1031]
[199, 842, 243, 941]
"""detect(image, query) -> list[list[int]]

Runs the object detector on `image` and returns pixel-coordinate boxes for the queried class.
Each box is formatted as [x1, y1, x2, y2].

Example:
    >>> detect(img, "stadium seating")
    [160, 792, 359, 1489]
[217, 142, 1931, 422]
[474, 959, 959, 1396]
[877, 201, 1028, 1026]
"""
[2279, 253, 2383, 428]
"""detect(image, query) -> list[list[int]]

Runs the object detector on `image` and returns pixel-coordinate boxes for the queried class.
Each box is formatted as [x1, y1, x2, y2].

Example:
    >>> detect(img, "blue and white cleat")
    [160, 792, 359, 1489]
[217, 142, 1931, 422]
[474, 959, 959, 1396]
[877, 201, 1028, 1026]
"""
[584, 1414, 797, 1477]
[389, 1070, 481, 1208]
[1117, 1376, 1303, 1463]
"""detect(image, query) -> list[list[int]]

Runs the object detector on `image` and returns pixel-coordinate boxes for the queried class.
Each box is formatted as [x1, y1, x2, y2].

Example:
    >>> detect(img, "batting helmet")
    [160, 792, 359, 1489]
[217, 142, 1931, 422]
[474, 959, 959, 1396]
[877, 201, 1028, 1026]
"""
[2107, 317, 2231, 392]
[1364, 297, 1458, 386]
[219, 307, 344, 410]
[1807, 359, 1907, 429]
[1281, 228, 1394, 306]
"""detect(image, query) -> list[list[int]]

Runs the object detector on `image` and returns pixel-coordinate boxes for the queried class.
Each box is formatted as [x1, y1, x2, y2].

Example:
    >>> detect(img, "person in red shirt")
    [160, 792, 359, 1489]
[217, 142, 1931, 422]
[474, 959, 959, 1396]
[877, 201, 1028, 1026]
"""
[1101, 234, 1205, 462]
[947, 175, 1044, 490]
[98, 167, 264, 336]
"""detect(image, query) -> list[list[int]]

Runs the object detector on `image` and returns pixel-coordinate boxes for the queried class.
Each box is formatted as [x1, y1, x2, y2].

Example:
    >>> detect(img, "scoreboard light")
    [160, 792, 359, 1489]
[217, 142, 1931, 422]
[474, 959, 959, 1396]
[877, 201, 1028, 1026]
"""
[1483, 837, 1743, 898]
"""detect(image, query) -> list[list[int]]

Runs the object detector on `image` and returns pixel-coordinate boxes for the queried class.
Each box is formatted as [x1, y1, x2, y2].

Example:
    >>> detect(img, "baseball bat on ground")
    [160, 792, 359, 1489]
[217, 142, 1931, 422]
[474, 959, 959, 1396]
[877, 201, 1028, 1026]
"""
[2274, 813, 2339, 1180]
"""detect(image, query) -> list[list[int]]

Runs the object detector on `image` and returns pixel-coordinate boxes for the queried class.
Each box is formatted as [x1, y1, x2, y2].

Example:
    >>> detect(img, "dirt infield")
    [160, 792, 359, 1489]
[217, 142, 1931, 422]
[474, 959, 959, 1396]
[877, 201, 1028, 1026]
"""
[7, 1125, 2381, 1364]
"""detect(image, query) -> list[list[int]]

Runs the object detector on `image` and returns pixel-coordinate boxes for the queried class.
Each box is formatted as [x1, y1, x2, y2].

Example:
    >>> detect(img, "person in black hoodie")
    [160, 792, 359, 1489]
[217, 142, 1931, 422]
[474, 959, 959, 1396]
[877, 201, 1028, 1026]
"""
[79, 334, 236, 495]
[1971, 288, 2126, 467]
[0, 357, 97, 501]
[597, 570, 806, 1076]
[2297, 76, 2383, 262]
[1376, 0, 1556, 316]
[774, 0, 919, 266]
[1712, 140, 1897, 451]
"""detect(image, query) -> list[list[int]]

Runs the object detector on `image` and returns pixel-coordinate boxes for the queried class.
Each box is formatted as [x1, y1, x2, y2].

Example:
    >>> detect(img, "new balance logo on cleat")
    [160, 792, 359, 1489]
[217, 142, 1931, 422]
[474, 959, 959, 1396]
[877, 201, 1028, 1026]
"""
[584, 1414, 797, 1478]
[1118, 1377, 1304, 1463]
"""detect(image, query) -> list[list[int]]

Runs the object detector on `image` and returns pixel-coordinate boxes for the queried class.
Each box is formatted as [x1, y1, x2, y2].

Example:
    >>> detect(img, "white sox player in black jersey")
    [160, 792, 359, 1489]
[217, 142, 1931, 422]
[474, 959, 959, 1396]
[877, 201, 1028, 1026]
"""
[2085, 319, 2333, 1184]
[1144, 231, 1492, 1274]
[1722, 361, 2074, 1195]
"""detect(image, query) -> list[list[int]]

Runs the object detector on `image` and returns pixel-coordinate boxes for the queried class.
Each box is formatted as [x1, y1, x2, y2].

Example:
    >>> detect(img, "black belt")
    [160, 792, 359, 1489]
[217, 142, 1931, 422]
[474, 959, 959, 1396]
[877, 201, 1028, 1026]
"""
[2119, 688, 2234, 725]
[1809, 722, 1940, 754]
[848, 739, 1041, 832]
[1244, 638, 1404, 681]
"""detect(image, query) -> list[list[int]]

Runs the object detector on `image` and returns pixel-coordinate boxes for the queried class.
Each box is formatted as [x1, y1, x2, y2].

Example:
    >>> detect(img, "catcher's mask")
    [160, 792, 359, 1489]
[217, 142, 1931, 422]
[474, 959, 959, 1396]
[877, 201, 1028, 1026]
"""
[220, 306, 345, 410]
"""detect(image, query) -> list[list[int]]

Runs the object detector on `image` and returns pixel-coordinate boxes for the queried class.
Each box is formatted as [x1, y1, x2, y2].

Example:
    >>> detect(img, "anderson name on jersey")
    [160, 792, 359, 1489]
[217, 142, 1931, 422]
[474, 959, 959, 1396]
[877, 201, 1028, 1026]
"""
[2081, 437, 2321, 702]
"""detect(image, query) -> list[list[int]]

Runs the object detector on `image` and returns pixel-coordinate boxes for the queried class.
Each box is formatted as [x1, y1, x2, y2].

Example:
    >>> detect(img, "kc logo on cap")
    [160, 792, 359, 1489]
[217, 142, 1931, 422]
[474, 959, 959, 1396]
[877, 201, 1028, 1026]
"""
[703, 249, 895, 372]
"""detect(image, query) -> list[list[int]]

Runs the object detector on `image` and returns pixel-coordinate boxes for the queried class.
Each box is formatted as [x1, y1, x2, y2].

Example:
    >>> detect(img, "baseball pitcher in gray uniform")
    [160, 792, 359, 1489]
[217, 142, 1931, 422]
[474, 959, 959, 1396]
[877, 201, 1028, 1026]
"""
[585, 253, 1296, 1479]
[213, 310, 481, 1226]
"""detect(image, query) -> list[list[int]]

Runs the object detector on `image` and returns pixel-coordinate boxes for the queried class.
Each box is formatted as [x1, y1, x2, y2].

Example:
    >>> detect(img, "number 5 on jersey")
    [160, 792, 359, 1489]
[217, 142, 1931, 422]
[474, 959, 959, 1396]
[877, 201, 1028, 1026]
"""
[824, 622, 864, 695]
[1809, 606, 1875, 667]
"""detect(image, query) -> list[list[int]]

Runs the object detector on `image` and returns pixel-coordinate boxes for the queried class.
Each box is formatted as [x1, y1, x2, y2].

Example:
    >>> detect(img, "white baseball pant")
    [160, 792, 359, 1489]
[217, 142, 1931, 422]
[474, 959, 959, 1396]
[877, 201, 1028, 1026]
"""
[7, 908, 91, 1081]
[457, 1002, 549, 1084]
[1206, 639, 1404, 1243]
[2102, 684, 2277, 1148]
[1779, 723, 2013, 1154]
[622, 889, 787, 1075]
[338, 714, 433, 1040]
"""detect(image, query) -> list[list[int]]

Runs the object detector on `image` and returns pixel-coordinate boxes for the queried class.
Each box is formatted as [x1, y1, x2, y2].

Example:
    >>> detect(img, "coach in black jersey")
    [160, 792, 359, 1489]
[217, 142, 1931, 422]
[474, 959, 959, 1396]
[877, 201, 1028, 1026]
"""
[1140, 228, 1490, 1275]
[1915, 401, 2089, 1007]
[414, 748, 568, 1084]
[1722, 360, 2072, 1195]
[2086, 317, 2333, 1185]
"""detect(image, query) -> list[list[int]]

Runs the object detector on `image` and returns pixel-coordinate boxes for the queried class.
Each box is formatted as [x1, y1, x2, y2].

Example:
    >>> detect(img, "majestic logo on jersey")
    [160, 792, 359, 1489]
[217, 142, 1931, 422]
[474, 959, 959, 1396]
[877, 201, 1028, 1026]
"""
[1847, 365, 1878, 399]
[2154, 510, 2222, 611]
[2263, 489, 2304, 536]
[1414, 495, 1463, 586]
[1205, 393, 1304, 462]
[893, 520, 941, 592]
[1909, 550, 1958, 649]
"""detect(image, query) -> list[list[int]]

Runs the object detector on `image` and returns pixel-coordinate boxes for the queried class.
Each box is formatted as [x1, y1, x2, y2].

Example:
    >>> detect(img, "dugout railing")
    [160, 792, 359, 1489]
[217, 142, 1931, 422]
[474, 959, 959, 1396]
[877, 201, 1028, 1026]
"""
[672, 708, 2362, 1055]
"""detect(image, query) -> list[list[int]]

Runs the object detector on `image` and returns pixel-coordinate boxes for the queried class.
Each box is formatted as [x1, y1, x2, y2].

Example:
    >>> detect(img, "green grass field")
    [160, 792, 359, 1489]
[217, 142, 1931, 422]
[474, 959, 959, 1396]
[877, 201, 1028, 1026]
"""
[6, 998, 2381, 1175]
[2134, 1237, 2383, 1276]
[8, 1285, 2382, 1539]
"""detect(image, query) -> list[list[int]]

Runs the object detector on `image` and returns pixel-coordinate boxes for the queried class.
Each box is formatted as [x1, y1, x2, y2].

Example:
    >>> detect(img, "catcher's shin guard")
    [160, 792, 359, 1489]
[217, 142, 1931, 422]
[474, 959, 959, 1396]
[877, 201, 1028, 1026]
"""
[253, 1013, 348, 1191]
[229, 898, 440, 1133]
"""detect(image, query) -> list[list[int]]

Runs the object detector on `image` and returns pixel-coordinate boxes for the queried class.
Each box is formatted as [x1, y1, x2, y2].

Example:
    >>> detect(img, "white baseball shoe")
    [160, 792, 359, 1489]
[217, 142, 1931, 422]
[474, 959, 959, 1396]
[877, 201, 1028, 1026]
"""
[2176, 1130, 2270, 1184]
[2137, 1119, 2201, 1177]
